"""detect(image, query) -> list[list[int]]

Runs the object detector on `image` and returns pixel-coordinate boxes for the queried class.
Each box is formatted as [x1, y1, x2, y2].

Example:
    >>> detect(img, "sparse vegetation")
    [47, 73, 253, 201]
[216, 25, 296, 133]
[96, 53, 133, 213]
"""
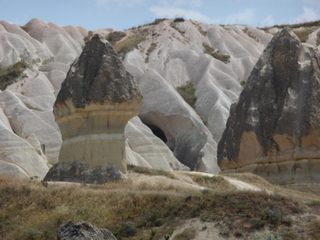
[107, 31, 127, 46]
[191, 174, 235, 191]
[293, 29, 313, 42]
[0, 60, 28, 90]
[170, 21, 185, 37]
[114, 35, 146, 56]
[145, 42, 157, 63]
[250, 231, 283, 240]
[263, 20, 320, 29]
[317, 31, 320, 46]
[83, 30, 93, 43]
[148, 18, 168, 26]
[112, 28, 150, 58]
[203, 43, 230, 64]
[128, 165, 176, 179]
[243, 27, 259, 42]
[176, 81, 197, 108]
[240, 80, 246, 86]
[173, 229, 196, 240]
[308, 220, 320, 240]
[173, 17, 185, 23]
[1, 169, 320, 240]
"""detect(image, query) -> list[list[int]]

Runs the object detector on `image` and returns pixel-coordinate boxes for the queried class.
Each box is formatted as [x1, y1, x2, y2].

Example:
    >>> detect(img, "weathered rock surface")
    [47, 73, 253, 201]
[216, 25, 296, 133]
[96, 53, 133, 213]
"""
[122, 20, 273, 172]
[218, 27, 320, 184]
[44, 34, 143, 183]
[3, 18, 320, 178]
[58, 221, 117, 240]
[125, 116, 189, 171]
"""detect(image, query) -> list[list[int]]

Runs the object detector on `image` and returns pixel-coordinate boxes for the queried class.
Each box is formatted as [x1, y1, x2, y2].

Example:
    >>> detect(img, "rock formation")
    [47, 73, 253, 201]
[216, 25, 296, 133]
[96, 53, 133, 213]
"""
[218, 27, 320, 184]
[58, 221, 117, 240]
[44, 34, 143, 183]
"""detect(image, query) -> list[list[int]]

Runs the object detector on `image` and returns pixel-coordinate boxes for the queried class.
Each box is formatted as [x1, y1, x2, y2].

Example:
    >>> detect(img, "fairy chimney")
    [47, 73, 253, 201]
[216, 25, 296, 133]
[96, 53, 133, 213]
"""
[218, 28, 320, 184]
[44, 34, 143, 183]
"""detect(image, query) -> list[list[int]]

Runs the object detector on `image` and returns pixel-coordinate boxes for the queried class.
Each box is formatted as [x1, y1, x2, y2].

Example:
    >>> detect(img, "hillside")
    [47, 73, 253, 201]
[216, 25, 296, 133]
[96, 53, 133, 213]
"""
[0, 18, 320, 178]
[1, 18, 320, 239]
[1, 167, 320, 240]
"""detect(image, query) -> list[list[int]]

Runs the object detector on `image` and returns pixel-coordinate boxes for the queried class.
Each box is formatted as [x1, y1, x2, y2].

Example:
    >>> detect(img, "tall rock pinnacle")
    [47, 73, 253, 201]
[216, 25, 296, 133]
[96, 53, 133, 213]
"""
[44, 34, 143, 183]
[218, 28, 320, 184]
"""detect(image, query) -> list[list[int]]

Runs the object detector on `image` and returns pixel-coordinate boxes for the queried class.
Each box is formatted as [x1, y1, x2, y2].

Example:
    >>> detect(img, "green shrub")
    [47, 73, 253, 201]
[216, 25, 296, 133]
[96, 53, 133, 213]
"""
[0, 60, 28, 90]
[118, 221, 137, 237]
[264, 207, 282, 225]
[174, 18, 185, 22]
[176, 81, 197, 108]
[154, 218, 164, 227]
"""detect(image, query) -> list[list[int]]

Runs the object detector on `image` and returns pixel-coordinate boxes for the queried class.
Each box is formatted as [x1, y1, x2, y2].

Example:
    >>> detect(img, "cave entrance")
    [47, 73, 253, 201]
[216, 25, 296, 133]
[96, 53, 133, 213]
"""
[146, 124, 167, 143]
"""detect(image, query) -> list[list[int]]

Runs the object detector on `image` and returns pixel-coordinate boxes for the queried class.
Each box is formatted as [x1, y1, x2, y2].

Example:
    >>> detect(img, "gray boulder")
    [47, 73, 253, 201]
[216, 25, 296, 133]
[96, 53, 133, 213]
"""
[58, 221, 117, 240]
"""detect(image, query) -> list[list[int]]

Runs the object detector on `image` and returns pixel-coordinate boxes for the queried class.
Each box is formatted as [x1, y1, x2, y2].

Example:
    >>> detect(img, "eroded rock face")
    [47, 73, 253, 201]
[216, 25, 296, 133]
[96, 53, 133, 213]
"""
[218, 28, 320, 184]
[44, 34, 143, 183]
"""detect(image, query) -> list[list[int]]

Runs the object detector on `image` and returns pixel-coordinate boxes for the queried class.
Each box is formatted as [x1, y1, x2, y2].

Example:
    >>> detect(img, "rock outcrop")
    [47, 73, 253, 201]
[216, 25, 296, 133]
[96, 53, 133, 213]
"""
[218, 27, 320, 184]
[58, 221, 117, 240]
[44, 34, 143, 183]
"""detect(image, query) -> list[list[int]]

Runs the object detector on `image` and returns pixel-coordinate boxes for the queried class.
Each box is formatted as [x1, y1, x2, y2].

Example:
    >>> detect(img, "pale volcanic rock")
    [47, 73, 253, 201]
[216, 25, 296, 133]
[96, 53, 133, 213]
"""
[218, 28, 320, 184]
[136, 69, 220, 173]
[44, 34, 143, 183]
[0, 90, 62, 164]
[125, 116, 189, 171]
[23, 18, 83, 64]
[0, 20, 53, 66]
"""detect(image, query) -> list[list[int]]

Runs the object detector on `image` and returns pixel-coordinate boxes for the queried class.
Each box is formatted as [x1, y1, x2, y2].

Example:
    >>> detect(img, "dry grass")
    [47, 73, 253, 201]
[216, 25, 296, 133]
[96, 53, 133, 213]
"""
[202, 43, 230, 64]
[243, 27, 259, 42]
[293, 29, 314, 42]
[0, 60, 28, 90]
[1, 170, 320, 239]
[176, 81, 197, 108]
[223, 172, 320, 203]
[107, 31, 127, 46]
[145, 42, 157, 63]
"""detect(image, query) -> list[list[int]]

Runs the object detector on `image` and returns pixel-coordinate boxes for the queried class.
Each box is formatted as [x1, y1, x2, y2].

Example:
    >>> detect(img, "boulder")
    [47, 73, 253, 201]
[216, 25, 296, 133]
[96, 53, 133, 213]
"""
[58, 221, 117, 240]
[218, 28, 320, 184]
[44, 34, 143, 183]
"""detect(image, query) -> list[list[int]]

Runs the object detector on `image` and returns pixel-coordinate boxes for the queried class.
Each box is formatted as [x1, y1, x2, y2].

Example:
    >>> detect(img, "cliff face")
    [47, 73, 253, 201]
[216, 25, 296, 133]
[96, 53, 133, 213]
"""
[218, 28, 320, 184]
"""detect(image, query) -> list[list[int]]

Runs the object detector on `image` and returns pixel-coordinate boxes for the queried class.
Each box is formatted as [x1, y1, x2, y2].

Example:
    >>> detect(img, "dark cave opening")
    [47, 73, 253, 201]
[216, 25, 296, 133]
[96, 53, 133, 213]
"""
[146, 124, 167, 143]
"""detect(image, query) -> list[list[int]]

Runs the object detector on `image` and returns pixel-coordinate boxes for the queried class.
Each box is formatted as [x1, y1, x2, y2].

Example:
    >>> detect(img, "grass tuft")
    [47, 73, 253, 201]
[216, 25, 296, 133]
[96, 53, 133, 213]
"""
[202, 43, 230, 64]
[0, 60, 28, 90]
[176, 81, 197, 108]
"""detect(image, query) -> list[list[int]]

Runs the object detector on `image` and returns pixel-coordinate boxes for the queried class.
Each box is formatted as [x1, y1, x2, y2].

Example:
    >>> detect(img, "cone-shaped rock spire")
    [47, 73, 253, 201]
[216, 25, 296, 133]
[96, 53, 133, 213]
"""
[218, 28, 320, 184]
[44, 34, 143, 183]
